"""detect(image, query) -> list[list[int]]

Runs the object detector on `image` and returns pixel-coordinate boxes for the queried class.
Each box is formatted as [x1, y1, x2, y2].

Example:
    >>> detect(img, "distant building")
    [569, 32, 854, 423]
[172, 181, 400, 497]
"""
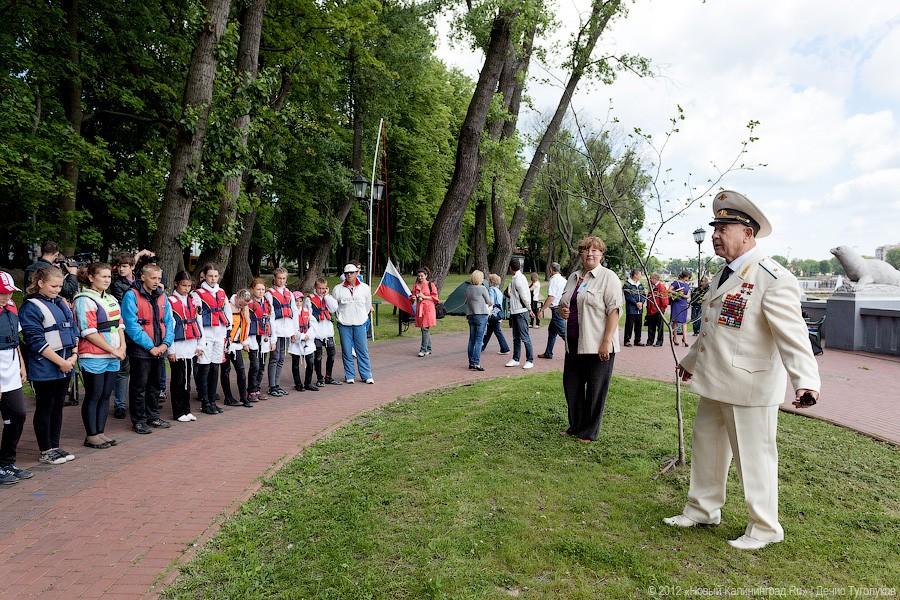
[875, 243, 900, 261]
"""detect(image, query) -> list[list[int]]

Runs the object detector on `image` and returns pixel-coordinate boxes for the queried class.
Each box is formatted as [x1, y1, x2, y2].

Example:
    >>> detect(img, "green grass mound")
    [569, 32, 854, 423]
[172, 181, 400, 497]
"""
[165, 375, 900, 599]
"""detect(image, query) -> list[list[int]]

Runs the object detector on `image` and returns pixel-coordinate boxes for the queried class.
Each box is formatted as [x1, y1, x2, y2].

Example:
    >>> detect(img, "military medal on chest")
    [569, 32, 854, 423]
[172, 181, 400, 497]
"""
[718, 283, 753, 329]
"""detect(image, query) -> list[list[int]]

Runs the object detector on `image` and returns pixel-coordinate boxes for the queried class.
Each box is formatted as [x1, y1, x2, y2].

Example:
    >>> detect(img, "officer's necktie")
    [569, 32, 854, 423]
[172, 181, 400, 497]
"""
[718, 266, 734, 288]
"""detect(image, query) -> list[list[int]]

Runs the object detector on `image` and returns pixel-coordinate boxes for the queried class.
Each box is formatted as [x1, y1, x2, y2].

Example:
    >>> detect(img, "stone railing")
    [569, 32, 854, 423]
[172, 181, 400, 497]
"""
[859, 308, 900, 356]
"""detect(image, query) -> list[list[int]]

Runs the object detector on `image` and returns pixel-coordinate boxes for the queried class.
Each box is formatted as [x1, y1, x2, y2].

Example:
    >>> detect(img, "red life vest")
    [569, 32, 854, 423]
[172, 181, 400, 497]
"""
[268, 287, 293, 320]
[309, 294, 331, 322]
[169, 294, 201, 341]
[195, 287, 229, 328]
[297, 305, 311, 333]
[131, 288, 168, 343]
[249, 299, 271, 337]
[0, 301, 18, 351]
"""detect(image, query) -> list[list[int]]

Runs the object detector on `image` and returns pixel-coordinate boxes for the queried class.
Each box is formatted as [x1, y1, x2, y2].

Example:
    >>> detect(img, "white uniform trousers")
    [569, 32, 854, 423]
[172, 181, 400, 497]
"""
[682, 397, 783, 541]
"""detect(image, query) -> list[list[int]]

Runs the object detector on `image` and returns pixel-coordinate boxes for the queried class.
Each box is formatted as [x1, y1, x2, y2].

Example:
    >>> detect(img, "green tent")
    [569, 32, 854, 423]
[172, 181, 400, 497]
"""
[443, 282, 507, 317]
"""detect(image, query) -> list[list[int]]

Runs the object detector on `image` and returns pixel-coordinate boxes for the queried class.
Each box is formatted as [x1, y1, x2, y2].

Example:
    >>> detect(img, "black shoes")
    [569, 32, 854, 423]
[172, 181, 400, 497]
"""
[113, 407, 127, 419]
[201, 404, 217, 415]
[241, 399, 253, 407]
[304, 384, 319, 392]
[323, 378, 342, 386]
[537, 353, 553, 359]
[147, 418, 170, 429]
[635, 342, 646, 346]
[468, 365, 485, 371]
[224, 398, 242, 406]
[133, 422, 152, 434]
[294, 384, 305, 392]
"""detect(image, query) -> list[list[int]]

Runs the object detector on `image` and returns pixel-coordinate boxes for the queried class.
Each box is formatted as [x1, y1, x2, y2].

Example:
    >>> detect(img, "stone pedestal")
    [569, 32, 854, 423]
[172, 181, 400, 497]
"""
[826, 291, 900, 354]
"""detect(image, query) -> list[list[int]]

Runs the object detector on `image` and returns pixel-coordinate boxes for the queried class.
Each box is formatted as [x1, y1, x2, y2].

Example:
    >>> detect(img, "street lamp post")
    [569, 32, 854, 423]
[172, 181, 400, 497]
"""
[692, 227, 706, 289]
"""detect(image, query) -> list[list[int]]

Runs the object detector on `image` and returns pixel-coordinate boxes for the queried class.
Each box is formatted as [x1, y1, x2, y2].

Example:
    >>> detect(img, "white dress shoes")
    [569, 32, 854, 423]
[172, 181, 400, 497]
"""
[662, 514, 720, 528]
[727, 534, 783, 550]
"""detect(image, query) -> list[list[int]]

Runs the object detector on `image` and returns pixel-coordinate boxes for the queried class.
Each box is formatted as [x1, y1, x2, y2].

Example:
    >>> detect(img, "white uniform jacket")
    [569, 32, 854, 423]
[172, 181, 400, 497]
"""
[679, 250, 820, 407]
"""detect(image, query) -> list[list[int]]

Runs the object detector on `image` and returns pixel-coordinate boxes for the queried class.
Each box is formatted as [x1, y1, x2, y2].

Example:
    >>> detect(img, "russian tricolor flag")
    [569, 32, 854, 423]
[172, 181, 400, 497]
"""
[375, 259, 414, 314]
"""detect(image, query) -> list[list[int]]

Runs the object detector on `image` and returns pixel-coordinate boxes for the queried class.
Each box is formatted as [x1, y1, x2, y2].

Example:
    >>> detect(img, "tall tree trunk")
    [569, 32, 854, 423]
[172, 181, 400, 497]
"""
[197, 0, 267, 274]
[226, 193, 258, 291]
[59, 0, 82, 256]
[298, 47, 364, 291]
[497, 0, 619, 272]
[473, 196, 488, 273]
[152, 0, 232, 279]
[422, 7, 518, 289]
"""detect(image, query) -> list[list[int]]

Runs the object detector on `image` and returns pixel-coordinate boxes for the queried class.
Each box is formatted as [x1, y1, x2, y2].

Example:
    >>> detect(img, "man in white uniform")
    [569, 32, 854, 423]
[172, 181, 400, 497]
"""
[664, 190, 821, 550]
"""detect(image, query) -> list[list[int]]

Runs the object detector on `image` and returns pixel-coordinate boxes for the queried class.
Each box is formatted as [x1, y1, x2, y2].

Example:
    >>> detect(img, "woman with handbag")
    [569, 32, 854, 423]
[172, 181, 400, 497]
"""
[409, 268, 438, 357]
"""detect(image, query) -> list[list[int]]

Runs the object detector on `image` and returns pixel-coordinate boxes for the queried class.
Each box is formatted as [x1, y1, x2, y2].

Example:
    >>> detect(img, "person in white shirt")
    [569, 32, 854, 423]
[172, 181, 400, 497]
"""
[167, 271, 203, 420]
[538, 262, 567, 359]
[331, 263, 374, 383]
[529, 272, 543, 328]
[0, 272, 32, 483]
[265, 267, 298, 397]
[191, 264, 230, 414]
[311, 278, 340, 386]
[504, 259, 534, 369]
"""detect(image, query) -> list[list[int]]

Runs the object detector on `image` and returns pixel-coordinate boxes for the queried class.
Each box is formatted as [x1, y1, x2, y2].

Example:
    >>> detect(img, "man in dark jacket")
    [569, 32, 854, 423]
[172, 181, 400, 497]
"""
[622, 269, 646, 346]
[24, 241, 78, 302]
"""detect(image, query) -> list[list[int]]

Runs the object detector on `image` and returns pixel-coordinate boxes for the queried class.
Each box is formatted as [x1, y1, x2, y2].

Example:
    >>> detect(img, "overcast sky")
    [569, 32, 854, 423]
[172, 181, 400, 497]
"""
[435, 0, 900, 261]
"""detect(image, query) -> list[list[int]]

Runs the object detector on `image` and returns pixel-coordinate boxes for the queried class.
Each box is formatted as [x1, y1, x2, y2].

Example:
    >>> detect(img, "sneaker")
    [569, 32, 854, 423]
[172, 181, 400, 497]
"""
[224, 397, 243, 405]
[187, 413, 197, 421]
[158, 390, 167, 402]
[58, 448, 75, 461]
[325, 378, 342, 386]
[147, 418, 171, 429]
[523, 361, 534, 369]
[0, 468, 18, 485]
[316, 380, 326, 387]
[5, 465, 33, 480]
[345, 378, 355, 384]
[177, 414, 192, 422]
[425, 351, 432, 356]
[40, 450, 67, 465]
[471, 365, 485, 372]
[417, 351, 425, 357]
[623, 342, 632, 347]
[113, 407, 127, 419]
[133, 422, 153, 434]
[294, 384, 306, 392]
[268, 386, 280, 396]
[505, 359, 520, 367]
[365, 378, 375, 384]
[498, 350, 510, 355]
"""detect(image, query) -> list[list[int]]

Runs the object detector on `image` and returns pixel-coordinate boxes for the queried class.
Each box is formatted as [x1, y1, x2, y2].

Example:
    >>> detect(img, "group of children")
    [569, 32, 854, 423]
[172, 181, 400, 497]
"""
[0, 257, 344, 485]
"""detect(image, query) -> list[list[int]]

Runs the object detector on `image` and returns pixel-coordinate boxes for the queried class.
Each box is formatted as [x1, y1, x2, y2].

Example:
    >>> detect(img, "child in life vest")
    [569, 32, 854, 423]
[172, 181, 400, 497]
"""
[265, 267, 297, 397]
[289, 290, 317, 392]
[19, 266, 79, 465]
[0, 271, 33, 484]
[222, 289, 252, 407]
[167, 271, 203, 421]
[192, 263, 229, 414]
[73, 263, 125, 449]
[311, 278, 340, 386]
[246, 277, 272, 401]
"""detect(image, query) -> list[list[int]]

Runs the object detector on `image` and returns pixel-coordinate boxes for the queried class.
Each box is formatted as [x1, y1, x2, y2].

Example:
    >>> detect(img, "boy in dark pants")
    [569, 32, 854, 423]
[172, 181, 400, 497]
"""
[311, 278, 340, 386]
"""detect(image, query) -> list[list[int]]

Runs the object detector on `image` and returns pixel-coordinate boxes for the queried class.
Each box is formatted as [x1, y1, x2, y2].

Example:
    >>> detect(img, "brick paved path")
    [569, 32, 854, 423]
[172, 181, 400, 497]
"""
[0, 327, 896, 598]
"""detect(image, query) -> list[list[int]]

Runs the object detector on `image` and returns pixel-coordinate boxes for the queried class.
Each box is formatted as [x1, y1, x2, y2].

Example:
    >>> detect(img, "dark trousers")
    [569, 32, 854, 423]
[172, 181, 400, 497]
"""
[81, 370, 114, 436]
[291, 354, 314, 387]
[32, 377, 70, 451]
[563, 352, 616, 440]
[510, 312, 533, 362]
[194, 362, 220, 407]
[624, 312, 643, 344]
[128, 356, 161, 425]
[0, 387, 26, 465]
[530, 301, 541, 327]
[314, 338, 336, 381]
[544, 307, 567, 357]
[247, 340, 267, 393]
[691, 304, 702, 335]
[646, 313, 665, 345]
[222, 350, 248, 402]
[482, 315, 510, 353]
[170, 358, 193, 418]
[268, 337, 287, 388]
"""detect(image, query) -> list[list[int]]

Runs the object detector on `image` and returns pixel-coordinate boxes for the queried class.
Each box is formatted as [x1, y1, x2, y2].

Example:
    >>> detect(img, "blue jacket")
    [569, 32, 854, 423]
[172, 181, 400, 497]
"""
[622, 279, 647, 316]
[121, 285, 175, 359]
[19, 294, 78, 381]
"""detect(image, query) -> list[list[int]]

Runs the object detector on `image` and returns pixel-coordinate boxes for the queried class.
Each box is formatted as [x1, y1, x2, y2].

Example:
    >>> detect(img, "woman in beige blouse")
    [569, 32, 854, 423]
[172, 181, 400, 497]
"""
[558, 236, 623, 441]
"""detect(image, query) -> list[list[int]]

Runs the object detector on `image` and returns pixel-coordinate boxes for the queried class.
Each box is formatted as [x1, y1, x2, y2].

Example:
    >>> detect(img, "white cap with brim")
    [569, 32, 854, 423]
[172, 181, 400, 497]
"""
[343, 264, 359, 273]
[709, 190, 772, 238]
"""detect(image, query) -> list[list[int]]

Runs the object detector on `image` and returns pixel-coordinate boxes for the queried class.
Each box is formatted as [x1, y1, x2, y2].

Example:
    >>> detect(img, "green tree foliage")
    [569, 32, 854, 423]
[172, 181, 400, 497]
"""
[885, 248, 900, 270]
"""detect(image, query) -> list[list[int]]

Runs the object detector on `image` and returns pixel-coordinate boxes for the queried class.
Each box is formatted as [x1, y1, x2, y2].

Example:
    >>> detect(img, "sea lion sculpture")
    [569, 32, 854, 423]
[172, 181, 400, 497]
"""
[830, 245, 900, 288]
